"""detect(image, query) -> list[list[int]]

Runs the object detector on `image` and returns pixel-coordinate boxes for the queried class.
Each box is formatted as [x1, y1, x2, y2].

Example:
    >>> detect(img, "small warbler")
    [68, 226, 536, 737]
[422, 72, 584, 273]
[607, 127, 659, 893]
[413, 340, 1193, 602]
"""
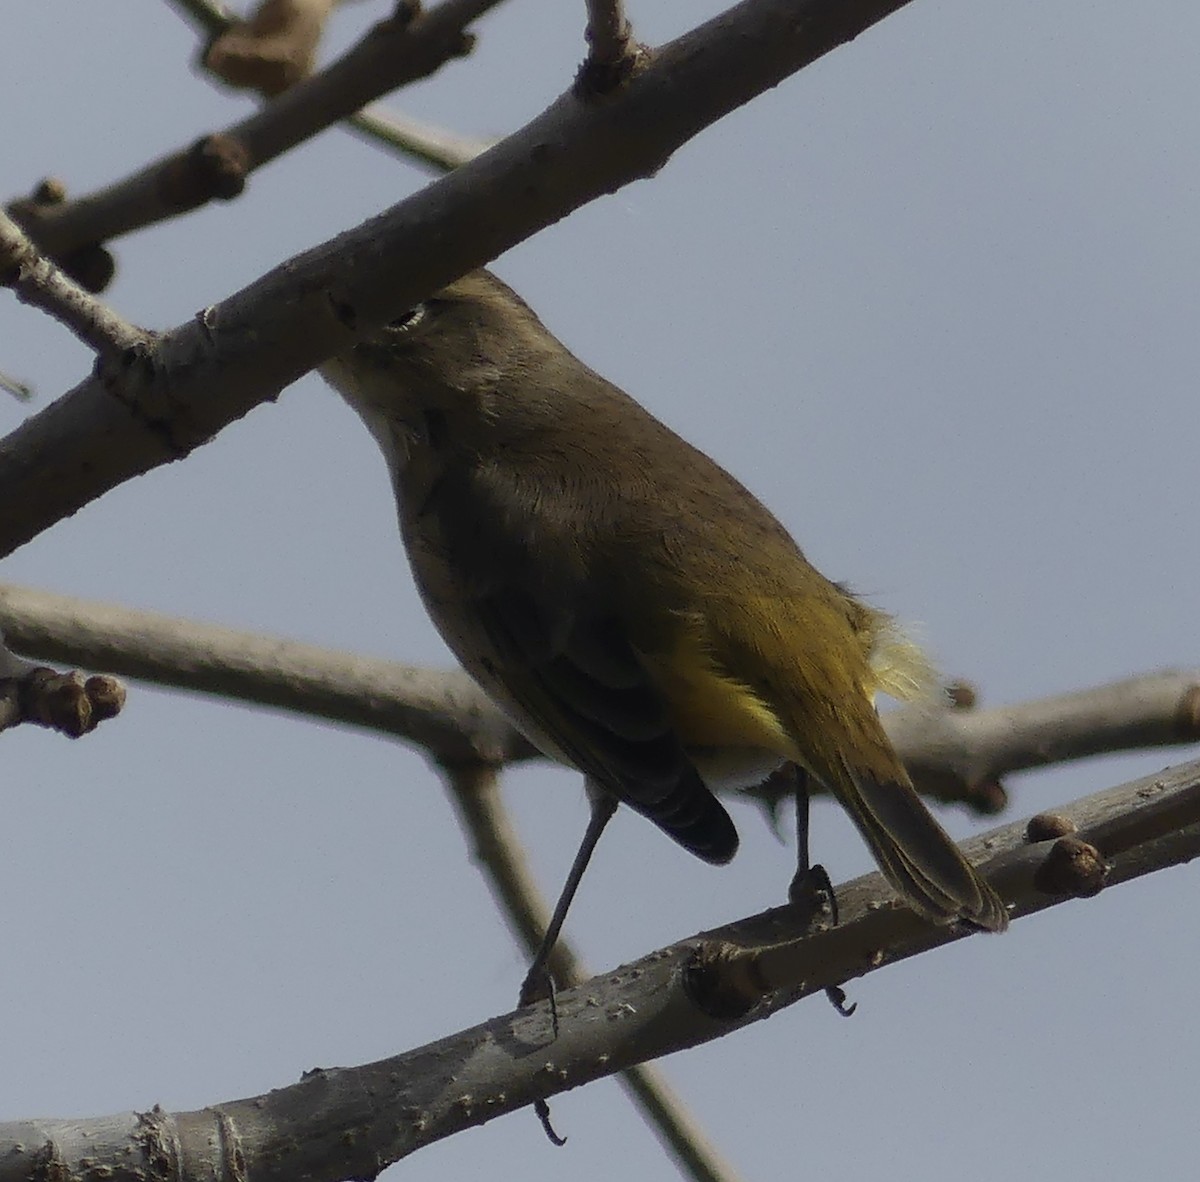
[321, 270, 1007, 1000]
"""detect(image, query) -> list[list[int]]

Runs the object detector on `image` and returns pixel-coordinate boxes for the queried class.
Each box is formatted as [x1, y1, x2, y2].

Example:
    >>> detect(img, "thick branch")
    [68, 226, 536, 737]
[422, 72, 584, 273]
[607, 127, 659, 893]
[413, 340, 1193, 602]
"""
[0, 758, 1194, 1181]
[0, 0, 917, 558]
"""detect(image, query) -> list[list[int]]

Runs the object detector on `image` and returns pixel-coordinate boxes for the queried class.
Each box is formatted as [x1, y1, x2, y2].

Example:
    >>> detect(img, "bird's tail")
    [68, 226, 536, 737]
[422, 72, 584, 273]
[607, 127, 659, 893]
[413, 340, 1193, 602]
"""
[827, 747, 1008, 931]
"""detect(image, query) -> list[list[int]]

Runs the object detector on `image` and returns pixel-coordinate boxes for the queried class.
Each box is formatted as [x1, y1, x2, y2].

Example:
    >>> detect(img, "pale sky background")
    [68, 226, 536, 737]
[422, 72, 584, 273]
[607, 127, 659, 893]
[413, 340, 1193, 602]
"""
[3, 3, 1198, 1180]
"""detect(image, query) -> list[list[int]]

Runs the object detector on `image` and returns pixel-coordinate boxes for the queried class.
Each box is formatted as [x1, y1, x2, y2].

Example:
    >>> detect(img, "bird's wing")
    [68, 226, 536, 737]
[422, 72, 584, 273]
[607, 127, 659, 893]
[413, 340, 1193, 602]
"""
[472, 586, 738, 865]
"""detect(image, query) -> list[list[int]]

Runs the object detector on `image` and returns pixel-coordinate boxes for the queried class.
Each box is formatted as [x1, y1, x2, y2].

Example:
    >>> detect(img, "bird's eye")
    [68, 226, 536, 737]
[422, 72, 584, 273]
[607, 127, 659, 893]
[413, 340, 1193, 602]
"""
[388, 303, 428, 332]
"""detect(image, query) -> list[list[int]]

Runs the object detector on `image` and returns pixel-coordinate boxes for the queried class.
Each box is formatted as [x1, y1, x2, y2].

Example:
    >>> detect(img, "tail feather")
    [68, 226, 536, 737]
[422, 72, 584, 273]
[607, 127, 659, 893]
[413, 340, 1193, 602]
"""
[834, 755, 1008, 932]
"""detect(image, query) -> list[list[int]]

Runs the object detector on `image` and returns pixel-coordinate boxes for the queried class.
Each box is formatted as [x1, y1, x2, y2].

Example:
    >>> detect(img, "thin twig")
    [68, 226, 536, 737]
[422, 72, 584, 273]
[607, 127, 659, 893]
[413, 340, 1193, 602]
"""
[0, 758, 1195, 1177]
[163, 0, 237, 39]
[579, 0, 640, 92]
[350, 104, 498, 171]
[0, 209, 146, 356]
[585, 0, 632, 61]
[0, 634, 125, 737]
[0, 368, 33, 402]
[441, 764, 574, 979]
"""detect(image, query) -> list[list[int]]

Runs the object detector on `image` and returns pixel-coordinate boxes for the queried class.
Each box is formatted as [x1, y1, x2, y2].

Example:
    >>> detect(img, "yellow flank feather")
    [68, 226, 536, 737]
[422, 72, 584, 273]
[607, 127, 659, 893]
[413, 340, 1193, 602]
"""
[633, 595, 928, 794]
[638, 620, 795, 754]
[636, 599, 874, 769]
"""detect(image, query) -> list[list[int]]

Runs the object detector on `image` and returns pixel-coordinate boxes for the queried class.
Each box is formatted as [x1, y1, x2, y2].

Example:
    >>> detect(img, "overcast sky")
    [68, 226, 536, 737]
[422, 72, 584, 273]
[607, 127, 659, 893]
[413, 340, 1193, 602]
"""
[3, 3, 1198, 1180]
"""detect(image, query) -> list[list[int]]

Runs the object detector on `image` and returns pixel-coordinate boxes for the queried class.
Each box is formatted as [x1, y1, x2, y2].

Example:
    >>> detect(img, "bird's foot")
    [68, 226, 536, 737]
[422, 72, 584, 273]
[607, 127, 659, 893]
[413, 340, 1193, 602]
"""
[788, 861, 839, 929]
[787, 862, 856, 1017]
[519, 963, 560, 1037]
[519, 969, 567, 1143]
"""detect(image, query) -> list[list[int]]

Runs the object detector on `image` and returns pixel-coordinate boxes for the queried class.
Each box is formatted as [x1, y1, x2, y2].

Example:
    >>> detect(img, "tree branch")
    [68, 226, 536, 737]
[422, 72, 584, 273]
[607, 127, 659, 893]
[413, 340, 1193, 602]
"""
[0, 368, 34, 403]
[0, 636, 125, 737]
[584, 0, 633, 65]
[1, 583, 1196, 807]
[579, 0, 641, 94]
[11, 0, 505, 266]
[168, 0, 497, 170]
[888, 674, 1200, 807]
[346, 104, 498, 171]
[163, 0, 239, 40]
[441, 763, 745, 1182]
[0, 209, 146, 356]
[0, 756, 1194, 1180]
[0, 0, 918, 559]
[0, 583, 520, 765]
[203, 0, 341, 96]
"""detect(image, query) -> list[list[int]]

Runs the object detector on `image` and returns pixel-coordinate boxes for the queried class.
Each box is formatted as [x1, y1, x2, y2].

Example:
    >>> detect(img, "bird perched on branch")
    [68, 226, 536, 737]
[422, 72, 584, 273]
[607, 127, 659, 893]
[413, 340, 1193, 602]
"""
[322, 269, 1008, 1004]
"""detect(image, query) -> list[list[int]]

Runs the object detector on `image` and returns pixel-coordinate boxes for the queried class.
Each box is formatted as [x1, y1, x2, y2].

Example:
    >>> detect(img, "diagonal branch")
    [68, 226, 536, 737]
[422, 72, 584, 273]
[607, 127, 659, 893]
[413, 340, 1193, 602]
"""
[12, 0, 507, 265]
[0, 0, 919, 559]
[346, 105, 498, 171]
[0, 757, 1194, 1181]
[168, 0, 498, 170]
[163, 0, 239, 39]
[0, 368, 33, 402]
[0, 209, 146, 356]
[441, 763, 745, 1182]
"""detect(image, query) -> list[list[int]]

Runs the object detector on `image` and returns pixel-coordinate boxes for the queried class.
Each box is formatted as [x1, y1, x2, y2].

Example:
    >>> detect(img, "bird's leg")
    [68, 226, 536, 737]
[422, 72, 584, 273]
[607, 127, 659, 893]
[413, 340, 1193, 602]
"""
[519, 781, 618, 1015]
[786, 763, 856, 1017]
[520, 785, 616, 1147]
[787, 764, 836, 922]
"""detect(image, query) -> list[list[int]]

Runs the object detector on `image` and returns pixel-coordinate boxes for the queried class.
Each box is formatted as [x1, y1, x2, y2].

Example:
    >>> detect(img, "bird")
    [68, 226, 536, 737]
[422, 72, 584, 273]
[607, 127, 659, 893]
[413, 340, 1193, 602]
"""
[321, 268, 1008, 1003]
